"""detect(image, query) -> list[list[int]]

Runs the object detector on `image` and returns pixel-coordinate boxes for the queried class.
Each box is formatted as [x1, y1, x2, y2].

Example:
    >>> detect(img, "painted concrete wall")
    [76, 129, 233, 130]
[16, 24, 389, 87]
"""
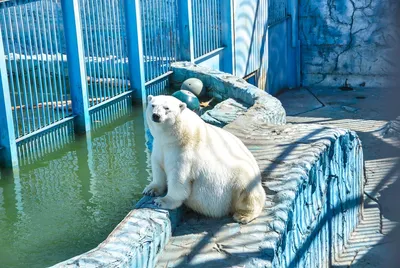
[267, 19, 299, 95]
[233, 0, 300, 95]
[299, 0, 399, 88]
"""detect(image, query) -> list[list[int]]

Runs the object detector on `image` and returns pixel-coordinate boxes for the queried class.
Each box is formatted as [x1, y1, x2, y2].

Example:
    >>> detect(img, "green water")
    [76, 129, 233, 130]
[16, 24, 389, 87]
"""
[0, 106, 151, 268]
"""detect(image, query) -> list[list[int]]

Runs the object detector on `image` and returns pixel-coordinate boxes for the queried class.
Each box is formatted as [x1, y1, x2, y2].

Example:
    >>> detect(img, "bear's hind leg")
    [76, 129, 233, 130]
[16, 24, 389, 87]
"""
[233, 186, 266, 224]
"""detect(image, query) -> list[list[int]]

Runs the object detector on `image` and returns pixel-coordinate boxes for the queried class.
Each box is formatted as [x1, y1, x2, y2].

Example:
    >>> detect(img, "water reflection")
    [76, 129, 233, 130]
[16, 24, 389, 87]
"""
[0, 105, 150, 268]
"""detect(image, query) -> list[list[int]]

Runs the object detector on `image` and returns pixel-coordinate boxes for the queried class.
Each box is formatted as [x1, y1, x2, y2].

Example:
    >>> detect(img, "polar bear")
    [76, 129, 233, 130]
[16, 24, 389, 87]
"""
[143, 95, 266, 224]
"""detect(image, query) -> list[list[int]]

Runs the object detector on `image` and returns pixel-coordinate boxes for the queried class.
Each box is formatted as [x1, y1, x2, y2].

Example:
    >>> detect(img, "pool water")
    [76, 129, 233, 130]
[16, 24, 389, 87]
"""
[0, 105, 151, 268]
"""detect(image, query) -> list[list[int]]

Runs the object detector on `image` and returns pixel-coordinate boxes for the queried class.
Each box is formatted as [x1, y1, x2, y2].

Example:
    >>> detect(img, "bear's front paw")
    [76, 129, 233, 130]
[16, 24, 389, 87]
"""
[142, 183, 165, 197]
[153, 196, 181, 210]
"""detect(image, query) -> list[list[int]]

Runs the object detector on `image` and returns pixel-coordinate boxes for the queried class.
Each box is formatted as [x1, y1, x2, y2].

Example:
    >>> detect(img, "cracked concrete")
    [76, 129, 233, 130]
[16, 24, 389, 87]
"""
[299, 0, 400, 87]
[278, 86, 400, 267]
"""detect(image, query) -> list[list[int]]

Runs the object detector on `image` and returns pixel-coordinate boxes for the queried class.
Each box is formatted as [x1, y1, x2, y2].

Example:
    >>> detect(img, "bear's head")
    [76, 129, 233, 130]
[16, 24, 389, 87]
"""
[146, 95, 187, 127]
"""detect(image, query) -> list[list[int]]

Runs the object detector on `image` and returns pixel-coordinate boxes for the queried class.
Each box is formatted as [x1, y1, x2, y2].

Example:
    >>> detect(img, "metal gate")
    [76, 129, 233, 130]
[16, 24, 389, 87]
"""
[233, 0, 299, 94]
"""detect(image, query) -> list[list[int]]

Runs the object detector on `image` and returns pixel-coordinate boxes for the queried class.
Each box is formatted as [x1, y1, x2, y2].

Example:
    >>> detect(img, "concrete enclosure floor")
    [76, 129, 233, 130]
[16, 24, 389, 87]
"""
[278, 87, 400, 267]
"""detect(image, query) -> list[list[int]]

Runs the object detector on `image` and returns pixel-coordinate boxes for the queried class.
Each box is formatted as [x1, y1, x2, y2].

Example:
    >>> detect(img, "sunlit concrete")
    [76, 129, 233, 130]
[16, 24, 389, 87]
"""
[279, 86, 400, 267]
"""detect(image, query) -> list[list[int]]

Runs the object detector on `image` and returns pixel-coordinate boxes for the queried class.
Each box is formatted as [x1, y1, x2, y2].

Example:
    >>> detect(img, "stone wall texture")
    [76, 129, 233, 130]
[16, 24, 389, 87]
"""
[300, 0, 400, 87]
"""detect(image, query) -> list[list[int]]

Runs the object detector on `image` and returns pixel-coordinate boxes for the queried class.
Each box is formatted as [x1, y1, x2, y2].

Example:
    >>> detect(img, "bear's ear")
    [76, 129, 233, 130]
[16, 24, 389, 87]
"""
[147, 95, 154, 103]
[179, 102, 187, 112]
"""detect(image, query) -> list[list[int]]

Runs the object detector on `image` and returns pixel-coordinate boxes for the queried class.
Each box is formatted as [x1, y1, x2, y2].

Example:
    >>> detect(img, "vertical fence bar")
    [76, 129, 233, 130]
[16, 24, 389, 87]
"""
[124, 0, 146, 104]
[0, 28, 18, 168]
[178, 0, 194, 61]
[221, 0, 234, 74]
[61, 0, 91, 134]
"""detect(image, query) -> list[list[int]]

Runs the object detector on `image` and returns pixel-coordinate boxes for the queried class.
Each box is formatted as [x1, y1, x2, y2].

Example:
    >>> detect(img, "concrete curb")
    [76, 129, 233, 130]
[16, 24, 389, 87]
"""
[171, 61, 287, 126]
[51, 196, 182, 267]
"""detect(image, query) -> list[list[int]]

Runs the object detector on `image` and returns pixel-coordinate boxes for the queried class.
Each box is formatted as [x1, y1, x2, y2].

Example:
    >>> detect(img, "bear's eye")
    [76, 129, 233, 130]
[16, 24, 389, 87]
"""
[164, 106, 169, 111]
[152, 105, 155, 108]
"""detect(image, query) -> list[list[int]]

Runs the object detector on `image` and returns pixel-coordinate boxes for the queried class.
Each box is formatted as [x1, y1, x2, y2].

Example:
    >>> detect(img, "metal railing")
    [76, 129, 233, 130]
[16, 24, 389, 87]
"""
[0, 0, 232, 168]
[79, 0, 130, 107]
[0, 0, 70, 139]
[192, 0, 222, 59]
[0, 0, 294, 167]
[140, 0, 180, 83]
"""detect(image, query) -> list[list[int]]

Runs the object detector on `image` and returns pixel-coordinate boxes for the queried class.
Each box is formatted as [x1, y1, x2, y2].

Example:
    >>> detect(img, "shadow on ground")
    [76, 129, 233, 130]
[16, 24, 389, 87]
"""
[279, 86, 400, 267]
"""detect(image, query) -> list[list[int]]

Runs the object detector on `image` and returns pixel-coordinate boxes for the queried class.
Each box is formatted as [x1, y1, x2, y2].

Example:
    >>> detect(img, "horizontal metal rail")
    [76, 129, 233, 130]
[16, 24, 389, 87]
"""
[194, 46, 225, 64]
[15, 115, 75, 144]
[88, 90, 133, 113]
[144, 71, 173, 87]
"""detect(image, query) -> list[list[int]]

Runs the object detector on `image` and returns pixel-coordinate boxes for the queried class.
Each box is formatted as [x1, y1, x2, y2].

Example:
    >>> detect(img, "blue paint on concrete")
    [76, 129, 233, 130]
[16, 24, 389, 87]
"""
[271, 131, 364, 267]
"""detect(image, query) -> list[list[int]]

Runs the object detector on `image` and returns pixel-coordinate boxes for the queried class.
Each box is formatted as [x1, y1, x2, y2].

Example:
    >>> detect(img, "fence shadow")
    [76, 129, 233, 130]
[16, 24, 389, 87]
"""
[154, 124, 363, 267]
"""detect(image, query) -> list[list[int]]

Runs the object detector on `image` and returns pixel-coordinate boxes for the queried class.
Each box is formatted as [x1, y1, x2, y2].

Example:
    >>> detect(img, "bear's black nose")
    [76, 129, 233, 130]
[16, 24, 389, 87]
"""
[152, 113, 161, 122]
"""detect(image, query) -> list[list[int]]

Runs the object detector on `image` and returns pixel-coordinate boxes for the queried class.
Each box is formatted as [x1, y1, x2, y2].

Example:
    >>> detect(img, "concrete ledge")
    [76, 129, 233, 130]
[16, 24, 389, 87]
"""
[171, 62, 287, 126]
[51, 196, 182, 268]
[200, 98, 250, 128]
[156, 121, 364, 267]
[52, 65, 363, 267]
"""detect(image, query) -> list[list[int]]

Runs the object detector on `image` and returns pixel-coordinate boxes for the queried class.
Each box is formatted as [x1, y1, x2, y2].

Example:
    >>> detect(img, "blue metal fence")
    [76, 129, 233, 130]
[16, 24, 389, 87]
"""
[90, 95, 131, 131]
[79, 0, 130, 107]
[18, 121, 74, 166]
[0, 0, 251, 167]
[192, 0, 222, 59]
[140, 0, 180, 83]
[145, 75, 171, 97]
[0, 0, 70, 139]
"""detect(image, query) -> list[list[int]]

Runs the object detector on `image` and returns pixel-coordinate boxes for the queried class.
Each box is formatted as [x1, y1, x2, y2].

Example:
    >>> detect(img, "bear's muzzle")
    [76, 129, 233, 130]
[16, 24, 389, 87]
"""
[152, 113, 161, 123]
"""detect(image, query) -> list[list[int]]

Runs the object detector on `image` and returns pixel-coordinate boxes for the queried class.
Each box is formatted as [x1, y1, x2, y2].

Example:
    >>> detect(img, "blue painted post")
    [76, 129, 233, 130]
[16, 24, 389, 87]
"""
[220, 0, 235, 75]
[178, 0, 195, 61]
[0, 27, 18, 168]
[288, 0, 298, 48]
[288, 0, 300, 87]
[123, 0, 146, 104]
[61, 0, 91, 134]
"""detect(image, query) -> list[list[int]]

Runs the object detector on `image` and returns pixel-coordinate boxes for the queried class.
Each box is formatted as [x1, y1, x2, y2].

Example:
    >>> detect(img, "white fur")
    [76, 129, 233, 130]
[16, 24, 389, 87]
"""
[143, 95, 266, 223]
